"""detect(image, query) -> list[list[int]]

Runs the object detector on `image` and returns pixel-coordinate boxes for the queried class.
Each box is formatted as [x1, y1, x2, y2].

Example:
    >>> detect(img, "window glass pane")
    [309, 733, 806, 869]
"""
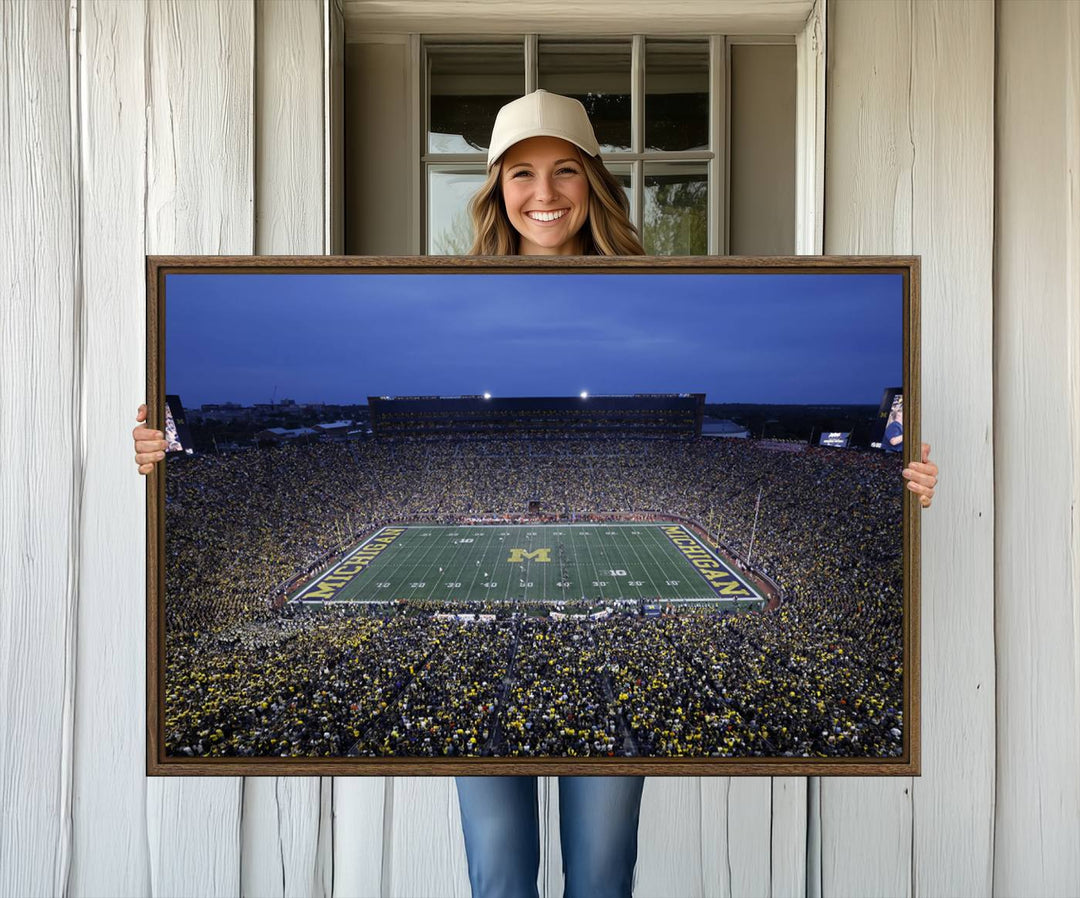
[603, 163, 634, 222]
[428, 44, 524, 154]
[645, 40, 709, 152]
[538, 40, 631, 153]
[428, 167, 487, 254]
[643, 163, 707, 255]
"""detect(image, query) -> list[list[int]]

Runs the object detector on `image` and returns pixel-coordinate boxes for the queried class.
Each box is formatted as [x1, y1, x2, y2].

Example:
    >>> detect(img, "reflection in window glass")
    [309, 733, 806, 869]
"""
[538, 41, 632, 153]
[428, 168, 487, 254]
[604, 163, 634, 220]
[645, 41, 709, 152]
[428, 44, 524, 154]
[643, 163, 707, 255]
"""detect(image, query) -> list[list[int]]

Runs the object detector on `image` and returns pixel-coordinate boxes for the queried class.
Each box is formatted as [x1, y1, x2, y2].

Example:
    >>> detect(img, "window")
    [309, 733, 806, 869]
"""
[421, 35, 795, 256]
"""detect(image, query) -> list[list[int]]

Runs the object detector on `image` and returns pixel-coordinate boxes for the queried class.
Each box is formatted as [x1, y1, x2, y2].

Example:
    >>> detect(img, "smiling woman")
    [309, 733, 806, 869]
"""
[457, 89, 648, 898]
[467, 90, 644, 256]
[500, 137, 591, 254]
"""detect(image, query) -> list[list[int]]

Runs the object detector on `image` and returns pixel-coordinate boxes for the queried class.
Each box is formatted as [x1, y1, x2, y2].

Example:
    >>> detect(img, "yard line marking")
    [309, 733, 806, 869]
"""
[638, 526, 687, 600]
[579, 523, 604, 603]
[464, 531, 486, 599]
[621, 526, 663, 600]
[396, 528, 447, 603]
[423, 528, 459, 603]
[367, 526, 446, 604]
[501, 525, 515, 605]
[605, 528, 628, 602]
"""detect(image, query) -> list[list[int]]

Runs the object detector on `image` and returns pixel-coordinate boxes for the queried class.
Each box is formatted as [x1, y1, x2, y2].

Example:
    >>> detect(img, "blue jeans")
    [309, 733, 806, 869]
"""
[455, 776, 646, 898]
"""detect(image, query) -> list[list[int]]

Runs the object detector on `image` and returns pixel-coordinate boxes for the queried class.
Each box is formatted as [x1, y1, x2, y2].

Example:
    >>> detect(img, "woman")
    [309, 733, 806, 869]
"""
[133, 90, 939, 897]
[452, 90, 648, 898]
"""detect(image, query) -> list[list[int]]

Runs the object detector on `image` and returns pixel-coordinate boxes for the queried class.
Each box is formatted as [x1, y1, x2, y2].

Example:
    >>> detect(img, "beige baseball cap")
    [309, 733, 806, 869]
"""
[486, 90, 601, 169]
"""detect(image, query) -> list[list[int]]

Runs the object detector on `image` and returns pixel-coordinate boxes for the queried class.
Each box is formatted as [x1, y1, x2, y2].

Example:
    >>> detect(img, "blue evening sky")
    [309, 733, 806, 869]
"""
[165, 272, 902, 407]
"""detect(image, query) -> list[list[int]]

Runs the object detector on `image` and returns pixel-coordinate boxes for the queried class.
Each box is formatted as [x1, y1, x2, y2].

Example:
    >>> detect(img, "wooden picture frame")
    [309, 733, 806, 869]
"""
[147, 255, 920, 776]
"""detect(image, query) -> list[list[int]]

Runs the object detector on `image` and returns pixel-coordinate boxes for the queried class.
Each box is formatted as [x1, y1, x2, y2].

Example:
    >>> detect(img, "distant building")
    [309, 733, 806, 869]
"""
[314, 420, 354, 437]
[254, 426, 320, 444]
[701, 417, 750, 439]
[368, 394, 706, 439]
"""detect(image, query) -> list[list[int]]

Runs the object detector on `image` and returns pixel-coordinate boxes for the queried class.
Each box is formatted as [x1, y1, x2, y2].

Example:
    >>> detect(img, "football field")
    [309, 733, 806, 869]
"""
[289, 523, 765, 610]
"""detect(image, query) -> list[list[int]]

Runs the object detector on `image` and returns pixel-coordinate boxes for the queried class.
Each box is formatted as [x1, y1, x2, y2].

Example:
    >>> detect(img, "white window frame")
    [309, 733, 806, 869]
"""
[405, 1, 825, 256]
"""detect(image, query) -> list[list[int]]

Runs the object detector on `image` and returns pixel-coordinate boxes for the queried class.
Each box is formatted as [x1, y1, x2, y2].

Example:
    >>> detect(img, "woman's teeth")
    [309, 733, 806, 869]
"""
[527, 210, 566, 222]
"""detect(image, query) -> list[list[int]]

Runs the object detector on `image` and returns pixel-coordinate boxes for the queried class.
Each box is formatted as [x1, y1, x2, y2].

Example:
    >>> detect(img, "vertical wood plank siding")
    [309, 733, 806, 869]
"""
[823, 4, 915, 890]
[0, 2, 78, 896]
[824, 1, 997, 895]
[385, 778, 471, 897]
[242, 3, 330, 897]
[994, 1, 1080, 893]
[144, 1, 253, 892]
[2, 1, 1077, 896]
[908, 3, 995, 895]
[70, 1, 151, 895]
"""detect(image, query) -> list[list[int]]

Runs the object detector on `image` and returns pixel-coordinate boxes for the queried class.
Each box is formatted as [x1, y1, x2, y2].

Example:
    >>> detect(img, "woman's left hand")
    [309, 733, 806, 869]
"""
[903, 442, 938, 508]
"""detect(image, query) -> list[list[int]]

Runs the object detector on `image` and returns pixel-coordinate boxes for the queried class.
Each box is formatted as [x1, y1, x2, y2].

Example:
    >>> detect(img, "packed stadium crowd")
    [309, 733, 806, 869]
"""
[164, 434, 904, 759]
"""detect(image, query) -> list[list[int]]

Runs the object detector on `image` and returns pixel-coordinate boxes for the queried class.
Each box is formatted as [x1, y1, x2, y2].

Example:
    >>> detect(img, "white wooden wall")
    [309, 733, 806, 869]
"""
[1, 1, 1077, 896]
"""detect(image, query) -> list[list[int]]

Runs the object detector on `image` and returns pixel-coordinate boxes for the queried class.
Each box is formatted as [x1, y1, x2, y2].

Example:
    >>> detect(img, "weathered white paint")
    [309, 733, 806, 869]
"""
[636, 778, 707, 897]
[5, 1, 1079, 896]
[824, 3, 996, 898]
[725, 779, 775, 895]
[332, 778, 386, 897]
[907, 3, 996, 895]
[538, 777, 556, 896]
[0, 1, 77, 896]
[255, 0, 326, 257]
[994, 1, 1080, 894]
[770, 776, 809, 898]
[144, 1, 253, 894]
[732, 99, 806, 842]
[69, 1, 152, 896]
[822, 6, 915, 891]
[243, 4, 330, 896]
[241, 778, 327, 898]
[342, 0, 815, 39]
[794, 0, 824, 255]
[385, 777, 471, 898]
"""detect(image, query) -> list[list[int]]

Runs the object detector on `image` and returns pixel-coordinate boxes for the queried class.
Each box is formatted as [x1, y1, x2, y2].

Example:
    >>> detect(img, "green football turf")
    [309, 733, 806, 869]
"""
[289, 523, 765, 609]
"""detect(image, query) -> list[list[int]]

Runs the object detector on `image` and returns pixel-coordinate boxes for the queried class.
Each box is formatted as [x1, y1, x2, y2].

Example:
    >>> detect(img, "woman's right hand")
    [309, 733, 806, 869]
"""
[133, 403, 168, 475]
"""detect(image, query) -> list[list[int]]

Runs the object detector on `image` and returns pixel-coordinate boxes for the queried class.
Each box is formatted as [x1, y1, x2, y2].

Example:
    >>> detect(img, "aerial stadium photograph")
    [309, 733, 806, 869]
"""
[151, 259, 916, 773]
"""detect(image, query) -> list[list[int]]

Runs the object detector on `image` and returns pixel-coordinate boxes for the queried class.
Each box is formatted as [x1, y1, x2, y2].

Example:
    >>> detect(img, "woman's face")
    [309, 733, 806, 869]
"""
[499, 136, 590, 255]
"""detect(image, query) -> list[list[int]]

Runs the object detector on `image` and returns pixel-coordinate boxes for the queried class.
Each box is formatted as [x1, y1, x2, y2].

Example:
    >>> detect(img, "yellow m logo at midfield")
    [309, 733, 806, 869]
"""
[507, 548, 552, 563]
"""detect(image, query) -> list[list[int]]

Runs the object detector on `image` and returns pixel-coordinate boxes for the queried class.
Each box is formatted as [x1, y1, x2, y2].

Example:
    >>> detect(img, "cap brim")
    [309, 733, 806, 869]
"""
[487, 131, 599, 168]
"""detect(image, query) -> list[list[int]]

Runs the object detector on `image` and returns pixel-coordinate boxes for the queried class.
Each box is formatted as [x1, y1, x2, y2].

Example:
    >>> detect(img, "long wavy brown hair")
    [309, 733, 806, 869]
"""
[468, 149, 645, 256]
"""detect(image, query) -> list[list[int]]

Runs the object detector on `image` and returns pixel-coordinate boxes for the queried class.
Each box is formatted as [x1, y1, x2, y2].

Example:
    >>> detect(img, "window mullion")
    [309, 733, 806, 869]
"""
[631, 34, 645, 234]
[420, 39, 430, 253]
[709, 35, 726, 256]
[525, 34, 537, 93]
